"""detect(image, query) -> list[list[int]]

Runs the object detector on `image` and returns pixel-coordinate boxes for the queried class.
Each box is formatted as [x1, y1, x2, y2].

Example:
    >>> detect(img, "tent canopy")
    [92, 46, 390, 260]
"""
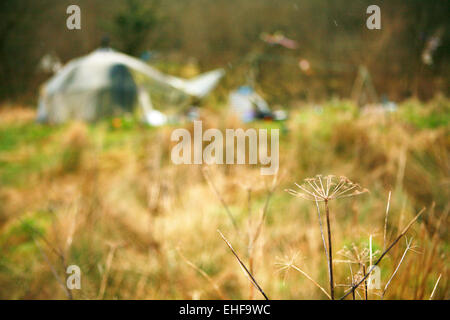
[37, 48, 224, 123]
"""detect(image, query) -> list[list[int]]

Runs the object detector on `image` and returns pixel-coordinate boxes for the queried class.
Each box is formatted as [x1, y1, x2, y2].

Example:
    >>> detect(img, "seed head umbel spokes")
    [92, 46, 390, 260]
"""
[286, 175, 369, 202]
[285, 175, 368, 300]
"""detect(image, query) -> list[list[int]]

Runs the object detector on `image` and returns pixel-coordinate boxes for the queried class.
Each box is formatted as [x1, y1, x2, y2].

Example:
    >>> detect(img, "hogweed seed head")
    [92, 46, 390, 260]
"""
[336, 243, 379, 265]
[285, 175, 368, 202]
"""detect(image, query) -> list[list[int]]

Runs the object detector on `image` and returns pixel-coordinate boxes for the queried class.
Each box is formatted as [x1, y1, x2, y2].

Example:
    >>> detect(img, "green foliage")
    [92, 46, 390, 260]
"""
[0, 124, 60, 186]
[0, 210, 52, 255]
[399, 97, 450, 129]
[0, 123, 56, 152]
[0, 153, 54, 186]
[105, 0, 161, 56]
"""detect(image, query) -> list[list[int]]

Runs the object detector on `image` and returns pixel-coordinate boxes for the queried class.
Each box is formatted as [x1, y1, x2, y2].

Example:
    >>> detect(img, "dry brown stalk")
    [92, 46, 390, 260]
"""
[383, 191, 392, 251]
[429, 274, 442, 300]
[324, 199, 334, 299]
[97, 242, 119, 299]
[218, 230, 269, 300]
[276, 256, 331, 300]
[382, 237, 418, 299]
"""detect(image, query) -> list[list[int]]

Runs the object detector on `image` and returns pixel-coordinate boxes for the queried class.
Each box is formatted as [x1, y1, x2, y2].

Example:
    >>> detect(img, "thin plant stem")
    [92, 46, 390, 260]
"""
[324, 199, 334, 300]
[362, 264, 368, 300]
[314, 197, 330, 277]
[384, 191, 392, 251]
[218, 230, 269, 300]
[288, 264, 331, 299]
[98, 243, 117, 299]
[348, 264, 355, 300]
[382, 241, 412, 299]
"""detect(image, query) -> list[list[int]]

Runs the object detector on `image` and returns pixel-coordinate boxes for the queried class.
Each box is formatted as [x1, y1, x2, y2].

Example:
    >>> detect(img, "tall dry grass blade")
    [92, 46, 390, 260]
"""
[382, 238, 414, 299]
[218, 230, 269, 300]
[98, 243, 118, 299]
[384, 191, 392, 251]
[429, 274, 442, 300]
[287, 264, 331, 299]
[340, 207, 425, 300]
[416, 206, 446, 299]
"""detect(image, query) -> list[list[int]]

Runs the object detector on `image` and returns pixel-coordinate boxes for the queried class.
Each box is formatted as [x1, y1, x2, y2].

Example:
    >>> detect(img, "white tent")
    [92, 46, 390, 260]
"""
[37, 48, 224, 123]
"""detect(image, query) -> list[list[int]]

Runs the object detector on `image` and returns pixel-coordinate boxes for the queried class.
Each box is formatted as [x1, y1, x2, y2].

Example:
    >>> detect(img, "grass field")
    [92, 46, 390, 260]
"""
[0, 97, 448, 299]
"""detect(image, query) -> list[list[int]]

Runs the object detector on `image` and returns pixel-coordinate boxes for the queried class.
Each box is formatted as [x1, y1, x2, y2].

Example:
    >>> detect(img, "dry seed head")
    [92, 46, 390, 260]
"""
[336, 243, 379, 265]
[286, 175, 368, 202]
[275, 252, 308, 284]
[275, 252, 302, 274]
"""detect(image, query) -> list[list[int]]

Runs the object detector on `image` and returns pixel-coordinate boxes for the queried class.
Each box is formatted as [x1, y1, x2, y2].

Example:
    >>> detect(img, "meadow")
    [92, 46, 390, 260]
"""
[0, 97, 448, 299]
